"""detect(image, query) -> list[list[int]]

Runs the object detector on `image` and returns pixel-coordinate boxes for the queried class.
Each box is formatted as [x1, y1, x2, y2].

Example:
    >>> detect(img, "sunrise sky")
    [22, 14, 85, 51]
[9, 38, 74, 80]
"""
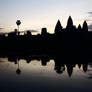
[0, 0, 92, 34]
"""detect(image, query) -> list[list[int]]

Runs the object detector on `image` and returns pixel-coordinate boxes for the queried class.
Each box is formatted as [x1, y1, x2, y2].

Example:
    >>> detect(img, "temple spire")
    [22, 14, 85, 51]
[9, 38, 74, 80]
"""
[67, 16, 73, 27]
[54, 20, 63, 34]
[83, 21, 88, 32]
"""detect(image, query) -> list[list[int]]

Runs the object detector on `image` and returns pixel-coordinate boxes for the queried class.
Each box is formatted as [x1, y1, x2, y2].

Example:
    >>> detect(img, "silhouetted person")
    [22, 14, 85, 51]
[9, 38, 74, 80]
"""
[26, 58, 31, 63]
[55, 65, 65, 74]
[25, 31, 32, 37]
[14, 29, 20, 35]
[54, 20, 63, 34]
[8, 29, 19, 37]
[82, 21, 88, 32]
[54, 60, 65, 74]
[14, 29, 18, 33]
[41, 57, 49, 66]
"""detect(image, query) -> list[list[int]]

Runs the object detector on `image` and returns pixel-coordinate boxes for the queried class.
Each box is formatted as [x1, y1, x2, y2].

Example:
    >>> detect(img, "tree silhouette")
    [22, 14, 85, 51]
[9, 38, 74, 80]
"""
[16, 68, 21, 75]
[16, 60, 21, 75]
[16, 20, 21, 32]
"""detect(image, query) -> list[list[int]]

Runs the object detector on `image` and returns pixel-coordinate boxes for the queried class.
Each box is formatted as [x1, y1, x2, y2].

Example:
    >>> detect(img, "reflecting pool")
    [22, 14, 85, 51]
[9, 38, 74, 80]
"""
[0, 57, 92, 92]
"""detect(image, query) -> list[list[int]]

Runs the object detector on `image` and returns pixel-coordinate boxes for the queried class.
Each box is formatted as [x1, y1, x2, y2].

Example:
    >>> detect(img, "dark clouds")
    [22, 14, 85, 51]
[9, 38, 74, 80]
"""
[85, 19, 92, 22]
[88, 24, 92, 31]
[0, 28, 4, 29]
[86, 12, 92, 20]
[88, 12, 92, 17]
[0, 28, 4, 31]
[24, 30, 38, 33]
[86, 12, 92, 31]
[88, 12, 92, 14]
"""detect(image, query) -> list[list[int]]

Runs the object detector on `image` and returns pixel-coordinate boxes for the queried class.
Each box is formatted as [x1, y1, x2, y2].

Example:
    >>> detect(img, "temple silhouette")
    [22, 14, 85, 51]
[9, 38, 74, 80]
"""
[0, 16, 92, 67]
[0, 16, 90, 54]
[0, 16, 91, 77]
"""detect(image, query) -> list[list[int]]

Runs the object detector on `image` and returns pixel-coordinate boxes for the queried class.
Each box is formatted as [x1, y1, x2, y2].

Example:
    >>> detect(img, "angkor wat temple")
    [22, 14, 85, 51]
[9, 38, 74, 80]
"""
[0, 16, 91, 56]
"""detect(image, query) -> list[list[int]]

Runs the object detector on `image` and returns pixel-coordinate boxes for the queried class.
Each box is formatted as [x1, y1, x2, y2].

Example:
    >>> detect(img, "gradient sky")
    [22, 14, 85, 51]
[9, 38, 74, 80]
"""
[0, 0, 92, 34]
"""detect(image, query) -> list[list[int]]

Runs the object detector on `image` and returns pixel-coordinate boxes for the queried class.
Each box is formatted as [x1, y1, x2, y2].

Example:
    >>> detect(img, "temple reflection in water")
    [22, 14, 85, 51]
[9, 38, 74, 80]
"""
[0, 54, 92, 92]
[1, 54, 90, 77]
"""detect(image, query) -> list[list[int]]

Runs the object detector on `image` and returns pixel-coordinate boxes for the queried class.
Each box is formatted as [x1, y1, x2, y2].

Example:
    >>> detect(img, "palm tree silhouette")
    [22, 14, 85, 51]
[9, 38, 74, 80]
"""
[16, 20, 21, 32]
[16, 60, 21, 75]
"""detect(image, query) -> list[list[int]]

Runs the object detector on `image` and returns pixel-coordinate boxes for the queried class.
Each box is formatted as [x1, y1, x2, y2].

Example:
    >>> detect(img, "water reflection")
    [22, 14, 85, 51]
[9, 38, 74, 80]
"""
[0, 55, 92, 92]
[0, 55, 91, 77]
[15, 61, 89, 77]
[16, 60, 21, 75]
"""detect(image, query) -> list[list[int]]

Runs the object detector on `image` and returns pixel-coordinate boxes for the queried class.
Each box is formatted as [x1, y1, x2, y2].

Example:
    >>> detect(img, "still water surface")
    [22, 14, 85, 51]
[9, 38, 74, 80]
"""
[0, 58, 92, 92]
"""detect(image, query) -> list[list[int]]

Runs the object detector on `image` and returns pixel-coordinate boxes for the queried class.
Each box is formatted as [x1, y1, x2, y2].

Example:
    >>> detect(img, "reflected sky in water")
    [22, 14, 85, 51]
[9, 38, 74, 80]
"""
[0, 58, 92, 92]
